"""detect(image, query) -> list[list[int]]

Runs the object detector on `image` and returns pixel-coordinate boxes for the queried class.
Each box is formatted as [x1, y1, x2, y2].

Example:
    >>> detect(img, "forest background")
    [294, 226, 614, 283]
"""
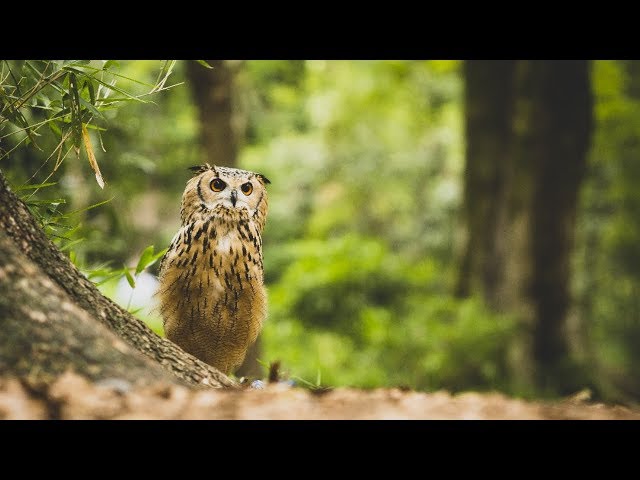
[2, 60, 638, 404]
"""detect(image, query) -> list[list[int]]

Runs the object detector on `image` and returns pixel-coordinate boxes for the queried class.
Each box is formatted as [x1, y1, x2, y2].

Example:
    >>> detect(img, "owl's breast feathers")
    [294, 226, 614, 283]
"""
[157, 213, 266, 373]
[161, 213, 264, 288]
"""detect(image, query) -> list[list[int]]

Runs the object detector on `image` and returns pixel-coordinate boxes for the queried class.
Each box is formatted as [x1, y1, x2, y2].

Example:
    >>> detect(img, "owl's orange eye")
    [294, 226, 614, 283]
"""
[210, 178, 227, 192]
[240, 182, 253, 195]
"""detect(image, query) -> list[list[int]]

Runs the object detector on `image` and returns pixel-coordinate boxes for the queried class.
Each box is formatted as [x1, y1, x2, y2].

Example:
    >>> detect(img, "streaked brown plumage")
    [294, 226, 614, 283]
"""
[157, 164, 269, 374]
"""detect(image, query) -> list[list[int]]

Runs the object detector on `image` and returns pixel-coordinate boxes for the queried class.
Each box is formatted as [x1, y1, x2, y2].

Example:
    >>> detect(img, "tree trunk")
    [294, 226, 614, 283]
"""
[186, 60, 239, 167]
[456, 60, 516, 305]
[0, 171, 235, 389]
[460, 61, 593, 394]
[507, 61, 592, 393]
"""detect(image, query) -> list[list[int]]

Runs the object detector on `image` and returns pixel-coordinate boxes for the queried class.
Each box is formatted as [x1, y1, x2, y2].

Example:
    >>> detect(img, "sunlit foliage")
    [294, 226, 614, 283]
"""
[3, 60, 639, 399]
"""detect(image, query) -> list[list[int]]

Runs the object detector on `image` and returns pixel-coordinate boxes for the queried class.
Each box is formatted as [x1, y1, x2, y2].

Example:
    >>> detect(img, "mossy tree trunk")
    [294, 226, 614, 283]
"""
[0, 171, 235, 390]
[460, 60, 593, 395]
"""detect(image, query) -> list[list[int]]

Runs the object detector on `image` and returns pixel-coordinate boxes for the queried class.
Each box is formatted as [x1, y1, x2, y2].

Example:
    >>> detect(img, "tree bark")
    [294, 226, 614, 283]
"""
[460, 61, 593, 394]
[456, 60, 516, 305]
[506, 61, 592, 393]
[0, 229, 170, 388]
[186, 60, 239, 167]
[0, 171, 235, 389]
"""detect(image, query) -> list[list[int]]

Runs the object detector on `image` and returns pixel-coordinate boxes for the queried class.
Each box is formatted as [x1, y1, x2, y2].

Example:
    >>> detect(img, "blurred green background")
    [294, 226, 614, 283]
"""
[2, 60, 639, 402]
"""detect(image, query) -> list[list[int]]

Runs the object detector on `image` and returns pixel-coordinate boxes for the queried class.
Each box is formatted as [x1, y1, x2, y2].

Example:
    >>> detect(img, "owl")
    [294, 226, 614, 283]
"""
[157, 164, 270, 374]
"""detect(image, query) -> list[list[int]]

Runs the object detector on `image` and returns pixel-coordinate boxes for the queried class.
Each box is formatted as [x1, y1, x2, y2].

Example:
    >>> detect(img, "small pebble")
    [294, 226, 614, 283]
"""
[95, 378, 133, 394]
[250, 380, 266, 390]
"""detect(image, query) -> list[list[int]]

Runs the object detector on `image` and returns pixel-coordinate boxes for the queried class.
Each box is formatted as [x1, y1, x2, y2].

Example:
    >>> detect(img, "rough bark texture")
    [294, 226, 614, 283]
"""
[460, 61, 593, 394]
[0, 229, 171, 389]
[0, 171, 235, 389]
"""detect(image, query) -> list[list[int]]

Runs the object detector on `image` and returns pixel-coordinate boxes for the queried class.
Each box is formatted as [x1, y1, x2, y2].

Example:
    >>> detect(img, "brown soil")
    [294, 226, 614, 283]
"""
[1, 372, 638, 420]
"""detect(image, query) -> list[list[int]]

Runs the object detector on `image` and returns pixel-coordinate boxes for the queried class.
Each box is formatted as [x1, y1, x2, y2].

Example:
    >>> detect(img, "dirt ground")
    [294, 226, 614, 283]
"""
[1, 372, 639, 420]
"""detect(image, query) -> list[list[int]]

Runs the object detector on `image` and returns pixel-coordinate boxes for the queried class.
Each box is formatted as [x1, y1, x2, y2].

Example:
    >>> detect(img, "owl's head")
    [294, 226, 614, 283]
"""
[181, 164, 270, 227]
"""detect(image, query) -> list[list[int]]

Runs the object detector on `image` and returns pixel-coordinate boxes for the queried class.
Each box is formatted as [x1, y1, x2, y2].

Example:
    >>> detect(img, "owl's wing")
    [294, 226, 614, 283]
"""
[158, 229, 182, 275]
[158, 251, 168, 275]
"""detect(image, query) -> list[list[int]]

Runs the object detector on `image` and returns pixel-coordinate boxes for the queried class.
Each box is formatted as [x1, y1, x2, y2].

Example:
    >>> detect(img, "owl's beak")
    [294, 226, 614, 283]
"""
[230, 190, 238, 207]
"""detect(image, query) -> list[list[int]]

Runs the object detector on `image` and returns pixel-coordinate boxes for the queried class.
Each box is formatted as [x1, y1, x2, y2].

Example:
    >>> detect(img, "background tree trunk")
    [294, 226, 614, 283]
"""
[460, 60, 593, 395]
[0, 171, 235, 389]
[186, 60, 239, 167]
[186, 60, 263, 378]
[456, 60, 516, 306]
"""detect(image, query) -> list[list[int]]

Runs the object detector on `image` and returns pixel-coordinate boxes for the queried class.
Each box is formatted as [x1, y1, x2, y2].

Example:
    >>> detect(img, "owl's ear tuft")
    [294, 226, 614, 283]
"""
[257, 174, 271, 185]
[188, 163, 213, 176]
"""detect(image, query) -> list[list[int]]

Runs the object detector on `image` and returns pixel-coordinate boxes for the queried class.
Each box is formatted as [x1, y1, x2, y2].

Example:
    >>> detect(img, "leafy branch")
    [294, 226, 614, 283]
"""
[0, 60, 181, 189]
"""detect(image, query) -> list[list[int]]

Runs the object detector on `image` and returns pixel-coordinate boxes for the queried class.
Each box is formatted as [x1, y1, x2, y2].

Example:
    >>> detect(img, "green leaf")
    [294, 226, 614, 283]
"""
[70, 73, 81, 112]
[23, 60, 45, 79]
[25, 198, 66, 206]
[124, 266, 136, 289]
[135, 245, 156, 275]
[196, 60, 214, 69]
[48, 119, 62, 136]
[135, 245, 168, 274]
[14, 181, 57, 191]
[84, 123, 107, 132]
[151, 60, 177, 93]
[51, 107, 72, 119]
[84, 79, 96, 105]
[84, 261, 115, 278]
[151, 248, 168, 263]
[65, 197, 113, 216]
[73, 64, 154, 88]
[63, 66, 147, 103]
[103, 60, 120, 70]
[79, 96, 105, 120]
[68, 73, 82, 154]
[59, 237, 85, 252]
[93, 271, 125, 286]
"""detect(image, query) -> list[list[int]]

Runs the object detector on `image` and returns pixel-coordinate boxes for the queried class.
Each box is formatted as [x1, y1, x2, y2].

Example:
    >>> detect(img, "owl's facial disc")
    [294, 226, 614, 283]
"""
[207, 176, 254, 213]
[219, 187, 250, 211]
[183, 165, 267, 226]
